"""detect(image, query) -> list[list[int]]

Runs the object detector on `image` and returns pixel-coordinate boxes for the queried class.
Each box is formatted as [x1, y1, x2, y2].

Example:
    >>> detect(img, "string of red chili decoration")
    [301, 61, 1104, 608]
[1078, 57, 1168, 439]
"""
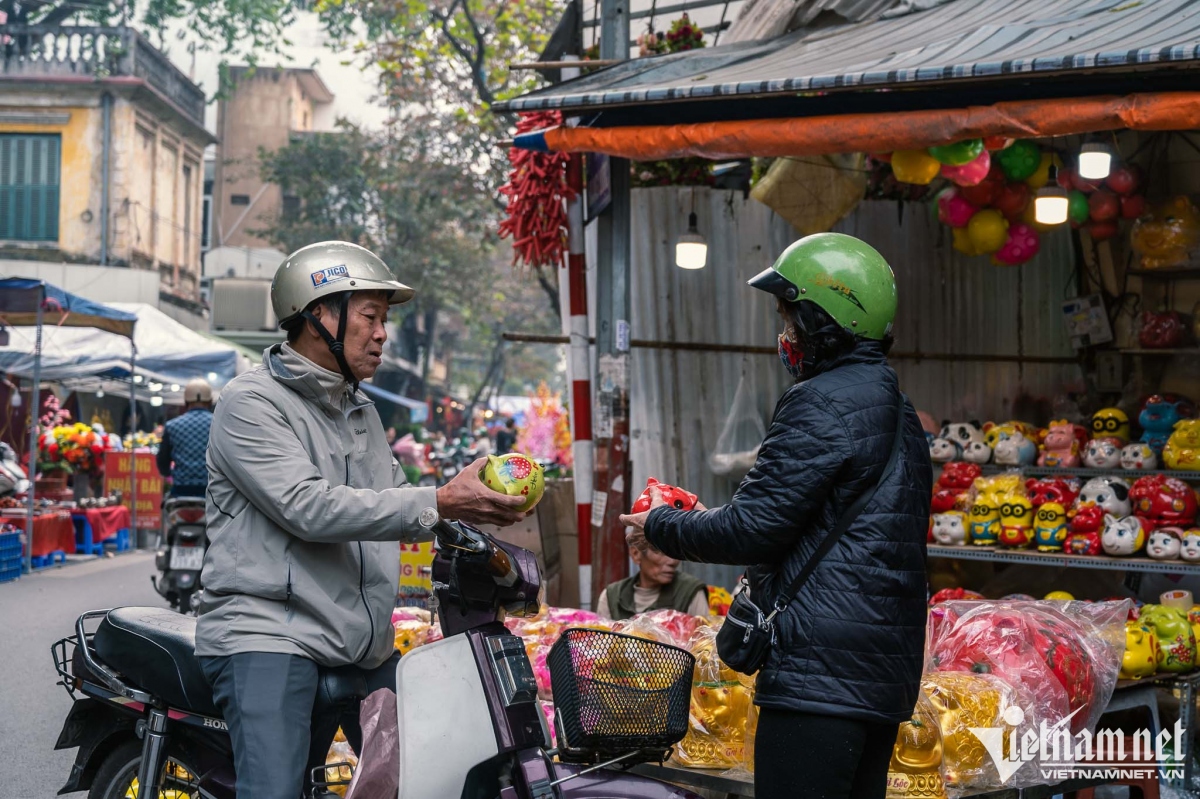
[499, 111, 576, 269]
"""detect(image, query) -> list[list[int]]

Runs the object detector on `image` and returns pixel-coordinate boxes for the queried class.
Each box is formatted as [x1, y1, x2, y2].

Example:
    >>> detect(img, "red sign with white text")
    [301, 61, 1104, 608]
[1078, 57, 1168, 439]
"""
[104, 452, 163, 530]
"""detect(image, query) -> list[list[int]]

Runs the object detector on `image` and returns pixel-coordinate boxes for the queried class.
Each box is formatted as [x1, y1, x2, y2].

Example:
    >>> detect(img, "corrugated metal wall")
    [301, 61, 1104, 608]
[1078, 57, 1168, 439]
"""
[587, 187, 1082, 589]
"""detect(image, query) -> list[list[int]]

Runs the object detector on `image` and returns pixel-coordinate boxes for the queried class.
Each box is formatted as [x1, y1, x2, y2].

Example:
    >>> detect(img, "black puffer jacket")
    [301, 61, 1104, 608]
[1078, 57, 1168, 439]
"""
[645, 342, 931, 724]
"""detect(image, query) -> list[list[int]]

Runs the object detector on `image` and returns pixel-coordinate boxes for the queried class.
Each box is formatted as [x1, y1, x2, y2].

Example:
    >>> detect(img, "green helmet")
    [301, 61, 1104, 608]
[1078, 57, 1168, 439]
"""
[271, 240, 415, 327]
[748, 232, 897, 340]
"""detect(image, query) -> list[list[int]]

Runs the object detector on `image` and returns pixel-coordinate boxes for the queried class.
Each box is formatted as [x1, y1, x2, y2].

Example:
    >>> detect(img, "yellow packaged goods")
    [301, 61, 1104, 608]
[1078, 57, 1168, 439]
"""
[886, 693, 946, 799]
[324, 736, 358, 797]
[920, 672, 1013, 792]
[672, 624, 754, 769]
[393, 620, 430, 655]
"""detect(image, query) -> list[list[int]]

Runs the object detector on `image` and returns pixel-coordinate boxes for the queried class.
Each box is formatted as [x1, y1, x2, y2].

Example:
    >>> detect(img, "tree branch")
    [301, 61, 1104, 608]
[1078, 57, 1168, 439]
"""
[534, 265, 561, 321]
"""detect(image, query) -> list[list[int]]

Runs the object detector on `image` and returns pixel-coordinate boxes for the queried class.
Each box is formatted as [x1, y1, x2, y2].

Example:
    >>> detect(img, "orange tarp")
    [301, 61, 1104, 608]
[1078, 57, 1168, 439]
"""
[542, 92, 1200, 160]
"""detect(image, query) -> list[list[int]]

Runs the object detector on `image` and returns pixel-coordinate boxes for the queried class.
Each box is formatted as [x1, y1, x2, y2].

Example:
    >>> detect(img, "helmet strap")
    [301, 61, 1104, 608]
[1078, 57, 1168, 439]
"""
[301, 293, 359, 393]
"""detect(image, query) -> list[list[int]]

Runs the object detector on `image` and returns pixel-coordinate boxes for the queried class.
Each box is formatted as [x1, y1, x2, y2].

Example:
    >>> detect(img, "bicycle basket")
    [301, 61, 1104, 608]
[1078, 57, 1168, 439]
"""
[548, 628, 694, 756]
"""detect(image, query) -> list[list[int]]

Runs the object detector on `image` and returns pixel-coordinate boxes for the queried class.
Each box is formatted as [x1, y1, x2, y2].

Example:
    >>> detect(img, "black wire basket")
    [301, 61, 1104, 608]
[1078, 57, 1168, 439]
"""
[548, 628, 694, 758]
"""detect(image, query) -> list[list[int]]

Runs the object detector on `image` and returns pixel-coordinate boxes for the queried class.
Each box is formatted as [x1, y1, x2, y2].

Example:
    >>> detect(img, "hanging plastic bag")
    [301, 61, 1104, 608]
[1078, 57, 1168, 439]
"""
[344, 689, 399, 799]
[709, 372, 767, 478]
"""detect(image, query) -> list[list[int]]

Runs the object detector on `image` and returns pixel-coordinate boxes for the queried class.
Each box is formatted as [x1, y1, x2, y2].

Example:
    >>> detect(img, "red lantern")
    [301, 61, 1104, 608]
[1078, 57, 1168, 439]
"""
[1088, 220, 1119, 241]
[1105, 166, 1138, 196]
[1121, 194, 1146, 219]
[1088, 191, 1120, 221]
[994, 182, 1031, 221]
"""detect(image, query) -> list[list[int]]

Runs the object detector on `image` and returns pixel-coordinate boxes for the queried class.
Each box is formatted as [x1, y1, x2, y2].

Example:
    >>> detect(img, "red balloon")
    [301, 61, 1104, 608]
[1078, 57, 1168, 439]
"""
[1089, 190, 1120, 221]
[960, 176, 1001, 207]
[1056, 166, 1077, 190]
[1089, 220, 1119, 241]
[994, 182, 1031, 220]
[1105, 166, 1137, 195]
[872, 152, 893, 163]
[983, 135, 1014, 151]
[1121, 194, 1147, 219]
[1074, 174, 1104, 193]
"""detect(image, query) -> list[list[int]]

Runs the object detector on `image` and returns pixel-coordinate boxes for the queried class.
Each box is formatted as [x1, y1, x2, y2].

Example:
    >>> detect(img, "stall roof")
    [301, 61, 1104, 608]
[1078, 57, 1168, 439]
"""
[498, 0, 1200, 115]
[360, 381, 430, 424]
[0, 277, 137, 338]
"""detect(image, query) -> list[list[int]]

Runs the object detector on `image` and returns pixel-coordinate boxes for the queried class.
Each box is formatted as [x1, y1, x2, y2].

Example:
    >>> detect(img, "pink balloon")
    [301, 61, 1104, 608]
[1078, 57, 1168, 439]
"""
[937, 189, 979, 228]
[992, 222, 1041, 266]
[940, 150, 991, 187]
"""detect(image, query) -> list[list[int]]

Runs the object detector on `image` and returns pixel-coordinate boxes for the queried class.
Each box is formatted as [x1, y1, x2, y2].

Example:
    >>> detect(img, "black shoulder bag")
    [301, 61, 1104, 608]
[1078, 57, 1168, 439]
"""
[716, 391, 908, 676]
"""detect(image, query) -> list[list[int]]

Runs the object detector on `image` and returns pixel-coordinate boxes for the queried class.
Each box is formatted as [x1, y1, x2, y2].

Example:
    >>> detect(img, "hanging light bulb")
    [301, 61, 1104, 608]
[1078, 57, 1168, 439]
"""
[96, 389, 105, 399]
[1078, 142, 1114, 180]
[206, 372, 219, 382]
[133, 375, 143, 384]
[675, 212, 708, 270]
[150, 396, 164, 407]
[170, 384, 181, 392]
[1034, 165, 1070, 225]
[148, 381, 163, 393]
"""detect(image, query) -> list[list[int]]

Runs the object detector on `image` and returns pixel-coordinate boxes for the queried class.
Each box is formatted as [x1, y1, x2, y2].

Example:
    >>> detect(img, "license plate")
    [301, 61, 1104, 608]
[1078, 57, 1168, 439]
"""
[170, 546, 205, 571]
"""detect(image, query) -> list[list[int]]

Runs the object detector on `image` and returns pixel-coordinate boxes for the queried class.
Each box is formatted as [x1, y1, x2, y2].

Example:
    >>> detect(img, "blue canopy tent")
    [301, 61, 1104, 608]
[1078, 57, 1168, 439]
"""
[360, 381, 429, 424]
[0, 279, 137, 573]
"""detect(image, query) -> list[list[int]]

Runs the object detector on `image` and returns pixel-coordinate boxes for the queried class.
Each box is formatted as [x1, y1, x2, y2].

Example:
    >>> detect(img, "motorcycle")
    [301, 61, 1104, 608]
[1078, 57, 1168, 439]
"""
[51, 520, 701, 799]
[430, 445, 476, 486]
[152, 496, 208, 613]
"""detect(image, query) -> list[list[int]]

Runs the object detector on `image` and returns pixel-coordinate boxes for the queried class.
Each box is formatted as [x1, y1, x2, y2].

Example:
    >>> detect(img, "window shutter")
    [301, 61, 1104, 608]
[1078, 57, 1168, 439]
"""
[0, 134, 61, 242]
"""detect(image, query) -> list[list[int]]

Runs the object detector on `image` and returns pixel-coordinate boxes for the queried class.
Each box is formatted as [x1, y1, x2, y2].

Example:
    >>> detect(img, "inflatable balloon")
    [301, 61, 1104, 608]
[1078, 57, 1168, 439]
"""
[983, 135, 1014, 151]
[1026, 152, 1063, 190]
[1121, 194, 1147, 220]
[1106, 166, 1138, 195]
[968, 209, 1009, 254]
[941, 150, 991, 187]
[1089, 191, 1120, 222]
[930, 139, 985, 167]
[952, 226, 982, 257]
[994, 182, 1032, 221]
[1068, 190, 1091, 225]
[992, 223, 1041, 266]
[996, 140, 1041, 181]
[938, 189, 980, 228]
[891, 150, 942, 184]
[1089, 220, 1119, 242]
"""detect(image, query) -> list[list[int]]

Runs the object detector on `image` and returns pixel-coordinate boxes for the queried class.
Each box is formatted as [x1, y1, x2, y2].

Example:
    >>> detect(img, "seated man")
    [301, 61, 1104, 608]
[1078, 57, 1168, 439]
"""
[596, 542, 709, 620]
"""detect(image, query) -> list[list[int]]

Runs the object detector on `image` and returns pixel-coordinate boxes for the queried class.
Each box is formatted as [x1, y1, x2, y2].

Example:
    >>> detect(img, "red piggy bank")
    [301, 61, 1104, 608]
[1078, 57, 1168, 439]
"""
[938, 462, 982, 491]
[1066, 504, 1104, 555]
[1130, 474, 1199, 530]
[1026, 477, 1081, 509]
[931, 487, 965, 514]
[631, 477, 699, 514]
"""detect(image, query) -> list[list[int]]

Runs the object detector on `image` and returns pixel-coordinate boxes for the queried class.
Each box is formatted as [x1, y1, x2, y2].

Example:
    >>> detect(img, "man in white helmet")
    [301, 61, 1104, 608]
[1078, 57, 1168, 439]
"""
[156, 378, 214, 498]
[196, 241, 527, 799]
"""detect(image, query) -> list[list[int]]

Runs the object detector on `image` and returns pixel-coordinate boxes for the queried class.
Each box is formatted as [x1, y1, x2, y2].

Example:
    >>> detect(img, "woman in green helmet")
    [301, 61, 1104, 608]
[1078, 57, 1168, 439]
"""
[622, 233, 932, 799]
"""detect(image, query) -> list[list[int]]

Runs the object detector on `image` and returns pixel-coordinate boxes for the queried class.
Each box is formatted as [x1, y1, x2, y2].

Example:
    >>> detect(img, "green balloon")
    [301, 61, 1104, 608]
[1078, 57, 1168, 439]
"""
[1068, 190, 1090, 224]
[929, 139, 985, 167]
[996, 140, 1041, 181]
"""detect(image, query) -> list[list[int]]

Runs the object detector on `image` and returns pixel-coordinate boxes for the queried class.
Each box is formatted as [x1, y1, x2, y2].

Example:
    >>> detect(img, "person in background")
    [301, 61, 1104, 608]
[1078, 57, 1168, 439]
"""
[495, 417, 517, 455]
[385, 426, 397, 446]
[156, 378, 215, 498]
[596, 538, 710, 620]
[472, 427, 493, 458]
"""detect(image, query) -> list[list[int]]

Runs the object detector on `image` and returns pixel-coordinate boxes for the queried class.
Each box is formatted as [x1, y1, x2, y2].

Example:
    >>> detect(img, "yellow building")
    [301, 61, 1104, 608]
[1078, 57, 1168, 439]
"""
[0, 26, 214, 302]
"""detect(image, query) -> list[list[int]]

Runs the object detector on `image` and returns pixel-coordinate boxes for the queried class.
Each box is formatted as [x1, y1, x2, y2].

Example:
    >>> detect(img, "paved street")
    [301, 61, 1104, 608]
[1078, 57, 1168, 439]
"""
[0, 551, 163, 798]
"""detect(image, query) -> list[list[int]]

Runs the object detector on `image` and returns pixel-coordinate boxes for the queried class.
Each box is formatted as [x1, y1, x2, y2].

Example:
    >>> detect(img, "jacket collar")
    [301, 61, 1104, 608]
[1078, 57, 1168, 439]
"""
[805, 339, 888, 380]
[263, 343, 373, 416]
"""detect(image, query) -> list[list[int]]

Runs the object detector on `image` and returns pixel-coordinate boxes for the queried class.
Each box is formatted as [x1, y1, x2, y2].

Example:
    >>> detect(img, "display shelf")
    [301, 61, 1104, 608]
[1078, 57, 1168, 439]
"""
[1127, 267, 1200, 279]
[928, 544, 1200, 575]
[1119, 348, 1200, 356]
[959, 463, 1200, 482]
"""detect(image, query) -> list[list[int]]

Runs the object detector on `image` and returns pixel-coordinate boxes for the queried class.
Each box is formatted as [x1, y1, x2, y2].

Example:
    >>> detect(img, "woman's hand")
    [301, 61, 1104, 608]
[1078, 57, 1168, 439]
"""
[619, 487, 706, 552]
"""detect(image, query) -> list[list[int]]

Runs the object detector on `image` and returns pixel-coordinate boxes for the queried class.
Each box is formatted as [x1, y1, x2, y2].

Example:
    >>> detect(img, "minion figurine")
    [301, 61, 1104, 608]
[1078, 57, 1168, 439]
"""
[969, 494, 1002, 546]
[1034, 502, 1070, 552]
[1092, 408, 1131, 445]
[998, 495, 1034, 548]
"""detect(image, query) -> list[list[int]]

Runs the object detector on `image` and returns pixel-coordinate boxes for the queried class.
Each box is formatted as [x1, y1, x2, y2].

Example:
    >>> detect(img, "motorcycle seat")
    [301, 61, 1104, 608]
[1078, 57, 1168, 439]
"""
[93, 606, 220, 717]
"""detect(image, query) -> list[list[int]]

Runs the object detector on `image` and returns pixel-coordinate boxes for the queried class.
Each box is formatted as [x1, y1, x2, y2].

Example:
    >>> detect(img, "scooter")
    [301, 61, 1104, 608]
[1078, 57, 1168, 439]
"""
[151, 496, 208, 613]
[51, 520, 702, 799]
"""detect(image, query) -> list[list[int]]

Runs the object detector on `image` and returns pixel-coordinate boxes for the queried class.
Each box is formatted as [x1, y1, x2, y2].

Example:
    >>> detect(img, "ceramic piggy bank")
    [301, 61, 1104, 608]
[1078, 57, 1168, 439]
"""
[993, 432, 1038, 466]
[1091, 408, 1132, 445]
[1101, 514, 1147, 556]
[939, 462, 983, 491]
[961, 441, 993, 464]
[931, 488, 965, 514]
[1083, 437, 1124, 470]
[1139, 604, 1197, 673]
[968, 495, 1002, 546]
[631, 477, 699, 514]
[1120, 621, 1161, 680]
[1183, 529, 1200, 562]
[1033, 502, 1070, 552]
[1163, 419, 1200, 471]
[1026, 477, 1080, 509]
[1147, 527, 1184, 560]
[481, 453, 545, 512]
[1130, 195, 1200, 271]
[1078, 476, 1132, 518]
[998, 495, 1034, 547]
[929, 437, 961, 463]
[940, 421, 986, 450]
[1039, 420, 1083, 468]
[1066, 503, 1105, 555]
[1130, 474, 1198, 530]
[983, 421, 1038, 449]
[1140, 394, 1196, 456]
[932, 511, 970, 546]
[1121, 443, 1158, 471]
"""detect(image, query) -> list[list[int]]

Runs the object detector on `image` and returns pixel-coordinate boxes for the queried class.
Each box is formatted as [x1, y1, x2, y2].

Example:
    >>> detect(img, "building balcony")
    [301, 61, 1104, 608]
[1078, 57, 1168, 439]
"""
[1, 25, 205, 128]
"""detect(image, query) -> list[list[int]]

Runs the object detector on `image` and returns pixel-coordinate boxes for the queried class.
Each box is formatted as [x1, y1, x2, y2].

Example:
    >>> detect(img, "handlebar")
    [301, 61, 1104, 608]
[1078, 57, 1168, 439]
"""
[432, 519, 518, 588]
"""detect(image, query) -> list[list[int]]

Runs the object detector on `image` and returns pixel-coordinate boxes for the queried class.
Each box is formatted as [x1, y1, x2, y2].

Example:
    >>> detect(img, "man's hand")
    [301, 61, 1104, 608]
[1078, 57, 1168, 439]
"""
[435, 458, 528, 527]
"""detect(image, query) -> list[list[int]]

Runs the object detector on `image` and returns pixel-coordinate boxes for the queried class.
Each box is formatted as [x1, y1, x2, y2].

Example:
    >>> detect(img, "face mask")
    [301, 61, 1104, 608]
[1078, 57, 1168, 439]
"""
[778, 332, 806, 381]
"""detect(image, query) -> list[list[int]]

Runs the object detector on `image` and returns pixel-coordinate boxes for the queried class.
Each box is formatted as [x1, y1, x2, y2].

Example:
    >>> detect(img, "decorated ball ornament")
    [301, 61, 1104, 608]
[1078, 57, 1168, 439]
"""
[930, 139, 985, 167]
[481, 453, 546, 512]
[1105, 166, 1140, 196]
[1121, 194, 1147, 220]
[891, 150, 942, 185]
[952, 227, 981, 257]
[941, 150, 991, 187]
[994, 182, 1032, 221]
[1025, 152, 1063, 190]
[1088, 221, 1119, 242]
[959, 172, 1003, 207]
[995, 140, 1041, 181]
[968, 209, 1009, 255]
[1068, 191, 1091, 225]
[937, 189, 979, 228]
[1089, 191, 1120, 222]
[992, 223, 1041, 266]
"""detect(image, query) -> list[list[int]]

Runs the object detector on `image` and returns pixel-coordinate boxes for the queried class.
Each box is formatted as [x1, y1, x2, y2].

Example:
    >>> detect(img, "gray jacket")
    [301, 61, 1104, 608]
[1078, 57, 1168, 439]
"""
[196, 343, 439, 668]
